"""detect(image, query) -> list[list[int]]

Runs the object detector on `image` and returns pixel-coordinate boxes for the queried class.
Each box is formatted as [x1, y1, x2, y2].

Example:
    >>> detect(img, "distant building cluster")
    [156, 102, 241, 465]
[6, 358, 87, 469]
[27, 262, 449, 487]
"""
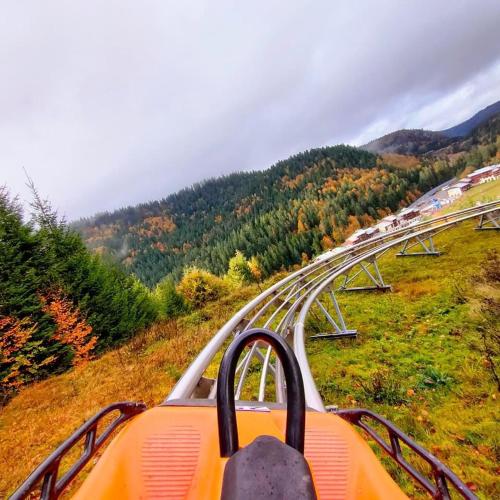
[314, 164, 499, 259]
[466, 164, 500, 184]
[342, 206, 422, 247]
[418, 163, 500, 215]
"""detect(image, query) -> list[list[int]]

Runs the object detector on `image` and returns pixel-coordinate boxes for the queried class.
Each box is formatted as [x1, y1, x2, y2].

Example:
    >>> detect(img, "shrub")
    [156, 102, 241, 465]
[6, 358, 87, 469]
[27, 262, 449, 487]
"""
[154, 277, 188, 318]
[177, 267, 226, 308]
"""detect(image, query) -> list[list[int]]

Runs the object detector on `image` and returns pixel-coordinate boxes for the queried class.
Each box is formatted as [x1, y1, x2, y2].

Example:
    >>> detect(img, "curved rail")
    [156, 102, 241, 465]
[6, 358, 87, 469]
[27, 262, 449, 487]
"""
[167, 201, 499, 410]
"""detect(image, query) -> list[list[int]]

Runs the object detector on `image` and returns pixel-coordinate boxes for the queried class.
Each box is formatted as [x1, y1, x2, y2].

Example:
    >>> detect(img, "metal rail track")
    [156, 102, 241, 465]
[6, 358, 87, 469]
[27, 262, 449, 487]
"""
[167, 201, 500, 410]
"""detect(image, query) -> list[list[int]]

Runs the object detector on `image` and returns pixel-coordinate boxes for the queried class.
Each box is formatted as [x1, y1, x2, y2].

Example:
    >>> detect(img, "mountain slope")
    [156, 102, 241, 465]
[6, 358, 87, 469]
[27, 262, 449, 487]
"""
[75, 100, 500, 287]
[74, 145, 458, 286]
[362, 129, 452, 155]
[2, 222, 499, 498]
[440, 100, 500, 138]
[362, 100, 500, 154]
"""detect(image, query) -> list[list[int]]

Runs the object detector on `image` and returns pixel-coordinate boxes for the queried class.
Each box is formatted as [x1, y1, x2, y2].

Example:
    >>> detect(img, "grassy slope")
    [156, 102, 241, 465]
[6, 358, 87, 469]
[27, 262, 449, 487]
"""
[0, 279, 279, 498]
[307, 221, 499, 498]
[0, 222, 498, 497]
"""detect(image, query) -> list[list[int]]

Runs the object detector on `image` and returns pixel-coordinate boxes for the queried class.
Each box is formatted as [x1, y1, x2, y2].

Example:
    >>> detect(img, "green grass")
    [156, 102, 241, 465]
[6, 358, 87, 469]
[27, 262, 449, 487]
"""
[306, 221, 499, 498]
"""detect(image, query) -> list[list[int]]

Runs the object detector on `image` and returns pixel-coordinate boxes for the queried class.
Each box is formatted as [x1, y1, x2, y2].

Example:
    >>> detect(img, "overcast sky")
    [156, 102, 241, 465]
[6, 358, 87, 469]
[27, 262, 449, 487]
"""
[2, 1, 500, 220]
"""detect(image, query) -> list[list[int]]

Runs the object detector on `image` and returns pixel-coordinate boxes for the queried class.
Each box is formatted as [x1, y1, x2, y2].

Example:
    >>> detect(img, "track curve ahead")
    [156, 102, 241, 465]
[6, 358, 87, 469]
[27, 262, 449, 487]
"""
[167, 202, 500, 411]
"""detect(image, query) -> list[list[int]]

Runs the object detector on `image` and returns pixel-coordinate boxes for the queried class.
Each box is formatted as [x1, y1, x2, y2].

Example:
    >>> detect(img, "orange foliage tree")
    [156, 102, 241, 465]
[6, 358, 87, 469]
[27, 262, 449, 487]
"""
[321, 234, 335, 250]
[345, 215, 361, 235]
[41, 293, 97, 366]
[0, 316, 55, 392]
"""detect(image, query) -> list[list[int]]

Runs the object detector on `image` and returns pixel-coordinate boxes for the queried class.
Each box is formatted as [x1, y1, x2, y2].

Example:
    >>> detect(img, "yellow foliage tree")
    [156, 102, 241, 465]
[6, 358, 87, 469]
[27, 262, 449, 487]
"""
[0, 316, 39, 390]
[301, 252, 310, 266]
[345, 215, 361, 235]
[0, 316, 59, 393]
[248, 256, 263, 283]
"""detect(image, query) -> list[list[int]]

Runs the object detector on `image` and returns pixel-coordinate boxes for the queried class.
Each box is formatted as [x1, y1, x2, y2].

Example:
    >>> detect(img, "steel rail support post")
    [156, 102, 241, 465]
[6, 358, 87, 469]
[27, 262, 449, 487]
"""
[372, 258, 390, 289]
[310, 288, 357, 340]
[396, 234, 440, 257]
[234, 343, 278, 401]
[234, 342, 260, 400]
[475, 211, 500, 230]
[338, 257, 391, 292]
[275, 358, 285, 403]
[254, 348, 276, 376]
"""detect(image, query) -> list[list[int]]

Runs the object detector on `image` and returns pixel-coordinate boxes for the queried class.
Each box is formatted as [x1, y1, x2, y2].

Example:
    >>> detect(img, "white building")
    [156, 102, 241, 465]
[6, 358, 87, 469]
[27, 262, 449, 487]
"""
[447, 179, 471, 198]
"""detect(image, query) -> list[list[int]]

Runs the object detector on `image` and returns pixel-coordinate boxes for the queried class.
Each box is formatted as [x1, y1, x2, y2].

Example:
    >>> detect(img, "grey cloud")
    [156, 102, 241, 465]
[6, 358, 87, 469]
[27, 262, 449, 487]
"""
[1, 1, 500, 219]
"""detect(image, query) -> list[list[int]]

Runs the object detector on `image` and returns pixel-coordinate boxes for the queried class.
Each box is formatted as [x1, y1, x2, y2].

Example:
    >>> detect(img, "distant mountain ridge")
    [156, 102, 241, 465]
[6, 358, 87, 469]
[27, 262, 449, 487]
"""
[362, 100, 500, 154]
[440, 100, 500, 138]
[361, 129, 452, 155]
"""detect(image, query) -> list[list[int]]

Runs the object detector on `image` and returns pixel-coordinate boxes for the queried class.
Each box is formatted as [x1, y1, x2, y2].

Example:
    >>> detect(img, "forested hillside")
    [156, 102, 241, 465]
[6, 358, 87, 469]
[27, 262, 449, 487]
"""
[75, 146, 461, 286]
[4, 110, 498, 401]
[362, 129, 454, 155]
[0, 189, 157, 401]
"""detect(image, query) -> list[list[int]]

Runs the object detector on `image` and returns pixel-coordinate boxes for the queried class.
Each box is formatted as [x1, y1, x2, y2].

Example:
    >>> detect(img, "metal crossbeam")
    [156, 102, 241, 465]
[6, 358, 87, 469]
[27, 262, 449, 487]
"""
[475, 211, 500, 230]
[396, 234, 440, 257]
[337, 257, 391, 292]
[310, 290, 357, 340]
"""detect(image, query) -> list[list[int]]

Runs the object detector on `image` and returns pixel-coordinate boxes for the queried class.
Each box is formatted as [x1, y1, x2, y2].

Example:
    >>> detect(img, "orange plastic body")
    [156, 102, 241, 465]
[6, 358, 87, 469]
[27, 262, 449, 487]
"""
[74, 405, 407, 499]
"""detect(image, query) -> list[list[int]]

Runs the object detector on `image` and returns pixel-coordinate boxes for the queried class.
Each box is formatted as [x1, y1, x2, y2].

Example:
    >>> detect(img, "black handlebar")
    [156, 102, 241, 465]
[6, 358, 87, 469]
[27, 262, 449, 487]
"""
[216, 328, 306, 457]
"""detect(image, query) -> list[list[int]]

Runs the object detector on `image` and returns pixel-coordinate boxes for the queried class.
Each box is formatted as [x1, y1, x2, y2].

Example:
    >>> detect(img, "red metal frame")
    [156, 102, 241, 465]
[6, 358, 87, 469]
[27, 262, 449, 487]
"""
[11, 402, 146, 500]
[335, 408, 477, 500]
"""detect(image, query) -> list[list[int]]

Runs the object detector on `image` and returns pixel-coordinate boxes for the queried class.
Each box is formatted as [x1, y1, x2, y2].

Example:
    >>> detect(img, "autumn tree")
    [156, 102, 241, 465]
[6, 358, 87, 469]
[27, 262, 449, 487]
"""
[0, 316, 55, 398]
[41, 293, 96, 366]
[321, 234, 334, 250]
[248, 256, 263, 283]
